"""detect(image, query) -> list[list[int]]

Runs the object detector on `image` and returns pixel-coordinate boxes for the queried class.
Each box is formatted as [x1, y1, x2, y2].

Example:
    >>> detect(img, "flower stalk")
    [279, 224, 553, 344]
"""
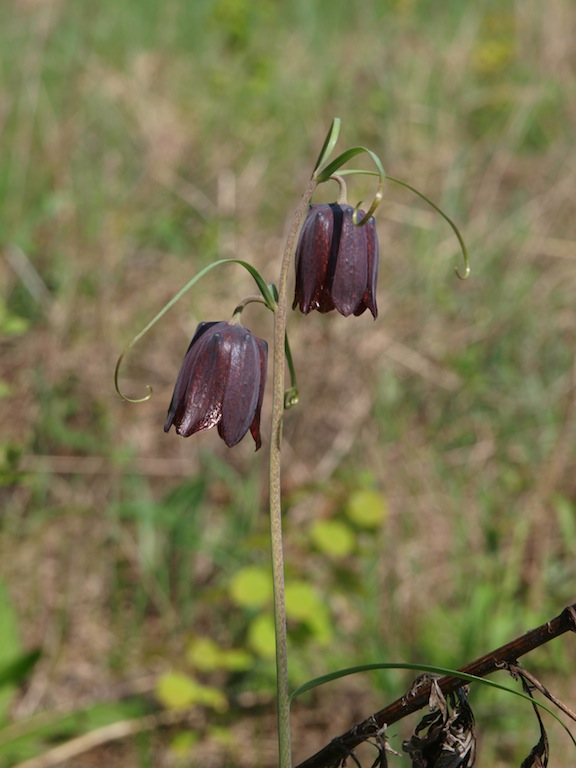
[115, 117, 470, 768]
[269, 175, 318, 768]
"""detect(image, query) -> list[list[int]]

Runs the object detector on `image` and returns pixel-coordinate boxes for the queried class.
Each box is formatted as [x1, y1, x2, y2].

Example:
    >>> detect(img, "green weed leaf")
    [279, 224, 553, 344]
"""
[310, 520, 355, 558]
[156, 672, 227, 712]
[229, 565, 273, 608]
[186, 637, 252, 672]
[285, 582, 321, 622]
[186, 637, 223, 672]
[247, 614, 276, 659]
[346, 489, 388, 529]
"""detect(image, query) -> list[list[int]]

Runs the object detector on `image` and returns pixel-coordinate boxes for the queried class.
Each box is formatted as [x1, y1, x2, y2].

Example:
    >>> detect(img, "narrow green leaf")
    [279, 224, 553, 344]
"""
[315, 146, 386, 225]
[0, 650, 41, 690]
[0, 581, 27, 724]
[312, 118, 342, 175]
[310, 520, 355, 558]
[289, 662, 576, 746]
[115, 258, 276, 402]
[386, 175, 470, 279]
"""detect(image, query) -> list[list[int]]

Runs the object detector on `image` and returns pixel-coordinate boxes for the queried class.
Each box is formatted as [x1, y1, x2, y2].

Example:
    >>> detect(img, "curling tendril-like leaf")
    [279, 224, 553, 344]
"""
[316, 146, 386, 226]
[115, 259, 276, 403]
[387, 175, 470, 280]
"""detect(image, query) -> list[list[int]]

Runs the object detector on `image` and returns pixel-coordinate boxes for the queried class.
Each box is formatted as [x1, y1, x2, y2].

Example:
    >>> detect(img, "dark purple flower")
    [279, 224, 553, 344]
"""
[164, 321, 268, 450]
[293, 203, 379, 318]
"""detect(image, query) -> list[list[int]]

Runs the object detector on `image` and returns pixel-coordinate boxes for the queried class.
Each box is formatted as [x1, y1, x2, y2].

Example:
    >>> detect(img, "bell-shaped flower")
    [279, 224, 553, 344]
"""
[164, 321, 268, 449]
[293, 203, 379, 318]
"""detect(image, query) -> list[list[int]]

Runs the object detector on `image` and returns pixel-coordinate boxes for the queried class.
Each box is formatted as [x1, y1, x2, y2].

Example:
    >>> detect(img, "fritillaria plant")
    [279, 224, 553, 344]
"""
[115, 118, 469, 768]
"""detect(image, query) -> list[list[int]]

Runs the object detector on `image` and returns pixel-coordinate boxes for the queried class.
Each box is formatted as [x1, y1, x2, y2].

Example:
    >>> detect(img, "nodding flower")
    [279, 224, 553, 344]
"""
[164, 321, 268, 450]
[293, 203, 379, 319]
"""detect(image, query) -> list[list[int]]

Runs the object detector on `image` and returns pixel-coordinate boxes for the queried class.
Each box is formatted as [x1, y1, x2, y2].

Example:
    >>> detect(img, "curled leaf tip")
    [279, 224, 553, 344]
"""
[284, 388, 299, 409]
[114, 351, 154, 404]
[455, 262, 471, 281]
[352, 201, 364, 226]
[120, 385, 154, 404]
[386, 175, 471, 282]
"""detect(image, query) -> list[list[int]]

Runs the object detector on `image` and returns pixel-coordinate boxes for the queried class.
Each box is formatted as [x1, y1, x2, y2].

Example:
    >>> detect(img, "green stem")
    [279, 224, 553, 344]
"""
[269, 176, 317, 768]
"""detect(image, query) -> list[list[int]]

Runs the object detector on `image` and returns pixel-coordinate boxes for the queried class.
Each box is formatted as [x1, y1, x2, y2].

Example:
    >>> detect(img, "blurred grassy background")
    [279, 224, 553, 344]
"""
[1, 0, 576, 765]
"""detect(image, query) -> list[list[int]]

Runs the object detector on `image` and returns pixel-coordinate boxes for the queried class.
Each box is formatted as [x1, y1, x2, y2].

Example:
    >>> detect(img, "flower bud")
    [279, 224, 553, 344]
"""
[293, 203, 379, 318]
[164, 321, 268, 449]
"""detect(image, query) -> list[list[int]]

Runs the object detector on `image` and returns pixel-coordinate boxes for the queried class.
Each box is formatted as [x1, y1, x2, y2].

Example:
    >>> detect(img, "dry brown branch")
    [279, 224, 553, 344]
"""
[295, 604, 576, 768]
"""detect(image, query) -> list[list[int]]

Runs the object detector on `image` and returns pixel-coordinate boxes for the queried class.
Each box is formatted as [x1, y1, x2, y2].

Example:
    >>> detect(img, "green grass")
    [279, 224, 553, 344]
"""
[1, 0, 576, 765]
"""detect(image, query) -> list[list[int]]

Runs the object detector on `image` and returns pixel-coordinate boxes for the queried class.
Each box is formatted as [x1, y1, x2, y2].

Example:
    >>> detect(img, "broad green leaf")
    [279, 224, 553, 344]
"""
[346, 490, 388, 529]
[218, 648, 253, 671]
[186, 637, 222, 672]
[186, 637, 252, 672]
[310, 519, 355, 558]
[247, 614, 276, 659]
[156, 672, 227, 712]
[285, 582, 322, 622]
[228, 566, 272, 608]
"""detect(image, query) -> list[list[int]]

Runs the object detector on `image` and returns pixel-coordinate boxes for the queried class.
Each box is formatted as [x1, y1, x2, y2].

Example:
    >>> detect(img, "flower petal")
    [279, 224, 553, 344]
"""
[293, 203, 379, 318]
[293, 205, 335, 314]
[354, 215, 379, 318]
[248, 336, 268, 450]
[218, 327, 263, 448]
[165, 321, 268, 448]
[164, 322, 220, 433]
[164, 322, 228, 437]
[330, 205, 368, 316]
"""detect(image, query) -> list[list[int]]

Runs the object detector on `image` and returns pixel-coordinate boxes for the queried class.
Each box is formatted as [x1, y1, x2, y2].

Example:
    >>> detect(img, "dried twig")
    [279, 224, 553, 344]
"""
[295, 604, 576, 768]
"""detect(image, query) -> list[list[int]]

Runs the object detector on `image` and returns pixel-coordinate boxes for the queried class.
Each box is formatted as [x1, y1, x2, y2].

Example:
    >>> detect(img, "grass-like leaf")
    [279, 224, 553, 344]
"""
[312, 118, 342, 175]
[290, 662, 576, 748]
[315, 147, 386, 225]
[114, 259, 276, 403]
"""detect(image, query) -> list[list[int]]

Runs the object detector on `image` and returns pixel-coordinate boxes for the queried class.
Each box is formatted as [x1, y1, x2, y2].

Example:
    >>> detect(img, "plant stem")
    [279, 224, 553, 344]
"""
[269, 176, 317, 768]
